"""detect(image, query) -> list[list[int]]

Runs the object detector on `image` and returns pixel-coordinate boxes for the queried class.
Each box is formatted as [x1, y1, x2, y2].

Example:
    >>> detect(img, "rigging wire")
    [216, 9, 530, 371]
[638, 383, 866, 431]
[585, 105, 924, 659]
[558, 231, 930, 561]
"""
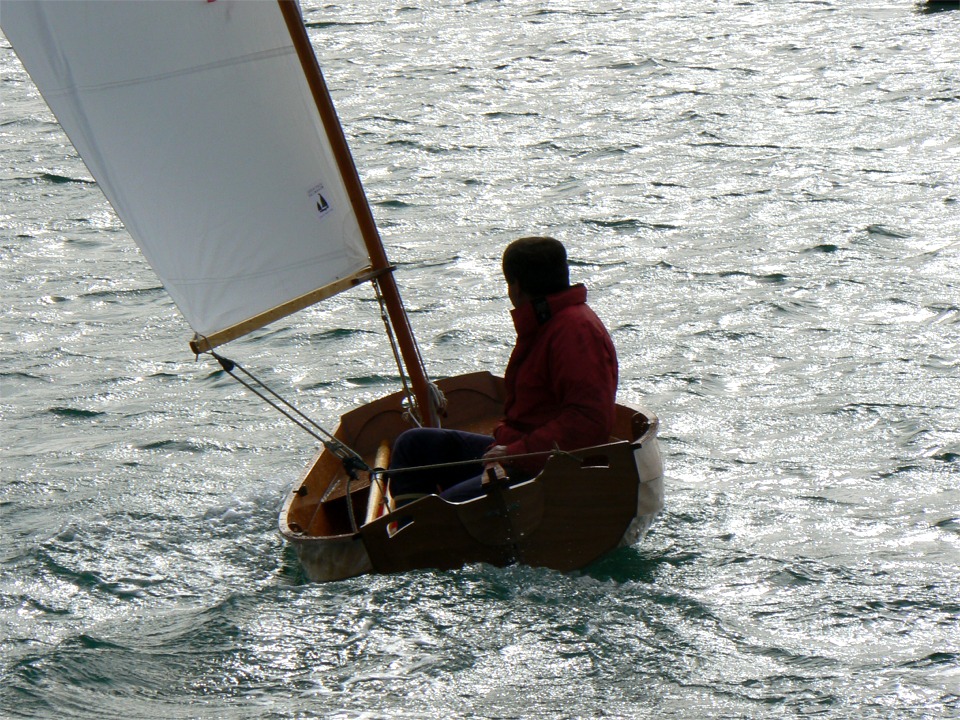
[371, 277, 420, 425]
[384, 448, 571, 476]
[207, 351, 368, 472]
[207, 351, 369, 532]
[372, 277, 447, 426]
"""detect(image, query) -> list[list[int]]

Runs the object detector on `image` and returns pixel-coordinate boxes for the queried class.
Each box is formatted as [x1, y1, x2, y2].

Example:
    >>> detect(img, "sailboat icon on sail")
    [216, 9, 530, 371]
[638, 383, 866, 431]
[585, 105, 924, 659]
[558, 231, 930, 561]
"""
[1, 0, 664, 581]
[309, 182, 332, 219]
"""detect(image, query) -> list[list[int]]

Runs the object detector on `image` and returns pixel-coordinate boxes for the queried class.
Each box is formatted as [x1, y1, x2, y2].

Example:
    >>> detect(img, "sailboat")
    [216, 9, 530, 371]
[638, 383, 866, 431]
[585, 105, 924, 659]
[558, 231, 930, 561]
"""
[2, 0, 664, 582]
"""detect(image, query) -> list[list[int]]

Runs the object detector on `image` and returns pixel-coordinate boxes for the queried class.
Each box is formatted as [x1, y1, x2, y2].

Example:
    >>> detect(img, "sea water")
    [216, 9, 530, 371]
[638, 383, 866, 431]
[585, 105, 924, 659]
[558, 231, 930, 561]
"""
[1, 1, 958, 718]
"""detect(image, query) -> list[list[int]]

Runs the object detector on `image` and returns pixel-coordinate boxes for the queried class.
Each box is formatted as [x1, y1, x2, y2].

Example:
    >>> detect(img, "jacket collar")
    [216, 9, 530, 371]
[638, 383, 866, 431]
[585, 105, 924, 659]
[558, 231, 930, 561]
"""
[511, 284, 588, 336]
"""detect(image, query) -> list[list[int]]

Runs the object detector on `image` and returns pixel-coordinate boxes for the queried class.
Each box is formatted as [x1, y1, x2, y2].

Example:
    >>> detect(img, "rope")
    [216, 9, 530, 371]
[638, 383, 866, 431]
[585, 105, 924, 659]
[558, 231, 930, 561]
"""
[207, 351, 367, 471]
[384, 447, 573, 476]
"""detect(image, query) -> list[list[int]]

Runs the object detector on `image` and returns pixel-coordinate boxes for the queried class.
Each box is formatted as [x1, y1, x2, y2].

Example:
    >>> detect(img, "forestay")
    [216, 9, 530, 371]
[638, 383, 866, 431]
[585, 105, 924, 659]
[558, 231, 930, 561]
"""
[1, 0, 370, 344]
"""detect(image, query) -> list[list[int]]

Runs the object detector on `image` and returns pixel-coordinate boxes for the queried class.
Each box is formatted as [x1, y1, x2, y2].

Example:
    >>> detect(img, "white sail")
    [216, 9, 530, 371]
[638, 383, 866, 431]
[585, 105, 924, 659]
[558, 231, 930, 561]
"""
[1, 0, 370, 342]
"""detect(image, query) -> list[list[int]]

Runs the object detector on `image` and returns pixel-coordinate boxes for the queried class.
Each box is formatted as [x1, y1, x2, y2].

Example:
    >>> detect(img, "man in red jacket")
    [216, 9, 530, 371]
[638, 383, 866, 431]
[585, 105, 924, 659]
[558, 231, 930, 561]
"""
[388, 236, 618, 503]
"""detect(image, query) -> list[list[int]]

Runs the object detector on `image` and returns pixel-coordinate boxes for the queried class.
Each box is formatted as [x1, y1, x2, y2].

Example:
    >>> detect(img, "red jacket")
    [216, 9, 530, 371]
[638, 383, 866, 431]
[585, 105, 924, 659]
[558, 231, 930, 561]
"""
[493, 284, 618, 474]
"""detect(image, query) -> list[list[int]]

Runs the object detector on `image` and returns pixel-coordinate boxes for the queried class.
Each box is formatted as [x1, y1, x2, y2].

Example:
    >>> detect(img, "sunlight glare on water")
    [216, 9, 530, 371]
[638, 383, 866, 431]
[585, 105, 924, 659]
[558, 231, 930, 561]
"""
[1, 1, 958, 718]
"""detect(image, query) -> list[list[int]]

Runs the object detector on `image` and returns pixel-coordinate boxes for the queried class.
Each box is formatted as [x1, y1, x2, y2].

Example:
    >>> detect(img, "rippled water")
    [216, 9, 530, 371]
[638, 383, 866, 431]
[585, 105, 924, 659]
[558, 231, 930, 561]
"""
[2, 1, 958, 718]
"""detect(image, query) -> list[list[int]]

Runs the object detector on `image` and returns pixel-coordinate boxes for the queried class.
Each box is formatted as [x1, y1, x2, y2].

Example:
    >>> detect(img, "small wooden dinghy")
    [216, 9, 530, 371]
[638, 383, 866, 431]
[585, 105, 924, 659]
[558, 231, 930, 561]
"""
[280, 372, 664, 581]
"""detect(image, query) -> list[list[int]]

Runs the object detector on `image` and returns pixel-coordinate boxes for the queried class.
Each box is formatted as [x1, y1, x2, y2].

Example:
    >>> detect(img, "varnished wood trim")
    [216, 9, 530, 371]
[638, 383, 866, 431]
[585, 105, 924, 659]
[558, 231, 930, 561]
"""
[189, 267, 380, 354]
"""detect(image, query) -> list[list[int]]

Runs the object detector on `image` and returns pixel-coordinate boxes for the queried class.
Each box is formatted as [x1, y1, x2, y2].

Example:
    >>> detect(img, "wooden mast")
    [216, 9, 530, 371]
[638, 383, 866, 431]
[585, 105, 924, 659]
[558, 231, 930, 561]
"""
[277, 0, 438, 427]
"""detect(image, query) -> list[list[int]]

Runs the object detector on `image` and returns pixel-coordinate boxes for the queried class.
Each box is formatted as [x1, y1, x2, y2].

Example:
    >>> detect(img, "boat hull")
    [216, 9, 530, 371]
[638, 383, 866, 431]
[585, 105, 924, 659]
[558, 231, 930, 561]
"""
[279, 372, 663, 582]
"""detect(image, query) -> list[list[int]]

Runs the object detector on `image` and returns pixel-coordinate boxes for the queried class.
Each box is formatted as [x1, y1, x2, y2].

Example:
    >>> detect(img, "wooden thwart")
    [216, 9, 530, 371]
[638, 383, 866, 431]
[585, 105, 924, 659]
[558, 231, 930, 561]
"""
[363, 441, 392, 525]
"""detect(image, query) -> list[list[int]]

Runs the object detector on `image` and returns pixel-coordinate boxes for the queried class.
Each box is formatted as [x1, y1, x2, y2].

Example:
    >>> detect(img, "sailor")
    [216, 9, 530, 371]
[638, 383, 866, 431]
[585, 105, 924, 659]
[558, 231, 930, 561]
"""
[388, 236, 618, 504]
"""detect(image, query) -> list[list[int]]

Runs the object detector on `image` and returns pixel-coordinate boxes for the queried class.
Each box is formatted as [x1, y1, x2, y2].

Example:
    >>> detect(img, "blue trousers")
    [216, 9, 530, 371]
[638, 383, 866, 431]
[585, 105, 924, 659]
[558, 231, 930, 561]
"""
[388, 428, 494, 503]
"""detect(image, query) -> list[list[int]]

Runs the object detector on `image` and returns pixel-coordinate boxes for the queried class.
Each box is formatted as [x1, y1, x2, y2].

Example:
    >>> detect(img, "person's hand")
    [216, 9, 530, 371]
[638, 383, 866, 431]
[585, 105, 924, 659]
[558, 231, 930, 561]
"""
[482, 445, 509, 463]
[481, 445, 509, 486]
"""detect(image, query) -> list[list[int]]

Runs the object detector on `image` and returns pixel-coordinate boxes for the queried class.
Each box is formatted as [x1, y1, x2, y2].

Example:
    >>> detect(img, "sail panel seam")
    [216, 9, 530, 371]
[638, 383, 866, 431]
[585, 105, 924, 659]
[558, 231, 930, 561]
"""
[39, 46, 298, 97]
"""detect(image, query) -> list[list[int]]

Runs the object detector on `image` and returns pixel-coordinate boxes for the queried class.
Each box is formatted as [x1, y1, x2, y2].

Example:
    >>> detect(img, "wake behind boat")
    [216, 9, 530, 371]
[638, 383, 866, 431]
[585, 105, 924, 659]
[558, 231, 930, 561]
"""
[2, 0, 664, 582]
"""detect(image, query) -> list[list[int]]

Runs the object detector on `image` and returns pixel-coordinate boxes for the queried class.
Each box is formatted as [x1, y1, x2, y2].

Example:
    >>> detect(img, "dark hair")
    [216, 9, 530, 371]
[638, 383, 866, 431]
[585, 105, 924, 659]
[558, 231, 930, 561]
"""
[501, 236, 570, 297]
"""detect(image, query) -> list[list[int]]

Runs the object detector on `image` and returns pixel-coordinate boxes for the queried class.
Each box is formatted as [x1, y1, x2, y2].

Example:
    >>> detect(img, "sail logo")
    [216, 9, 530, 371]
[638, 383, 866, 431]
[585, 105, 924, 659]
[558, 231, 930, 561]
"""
[309, 183, 332, 221]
